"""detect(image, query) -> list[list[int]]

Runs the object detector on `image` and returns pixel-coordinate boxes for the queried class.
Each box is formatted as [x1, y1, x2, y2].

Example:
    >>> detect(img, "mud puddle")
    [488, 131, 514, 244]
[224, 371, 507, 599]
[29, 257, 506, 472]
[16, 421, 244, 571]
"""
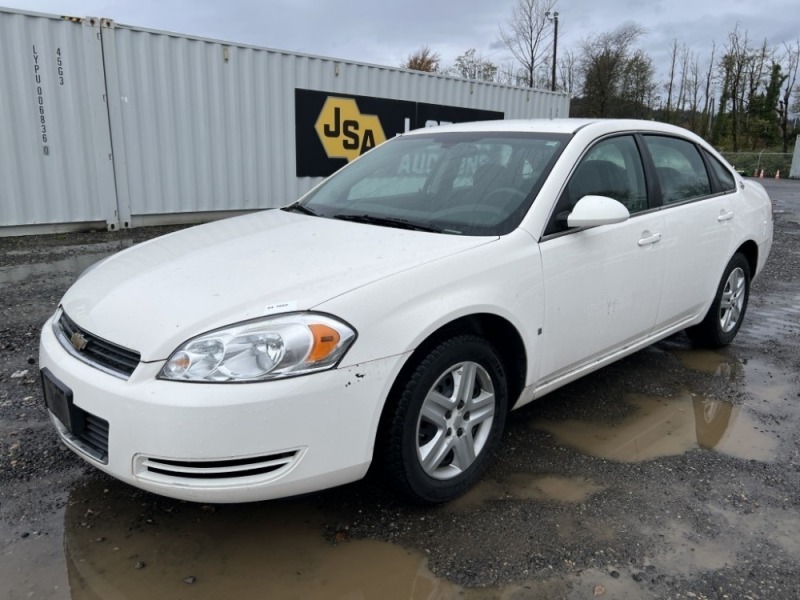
[1, 496, 69, 600]
[5, 478, 605, 600]
[672, 348, 740, 378]
[533, 344, 794, 465]
[534, 390, 775, 463]
[16, 481, 450, 599]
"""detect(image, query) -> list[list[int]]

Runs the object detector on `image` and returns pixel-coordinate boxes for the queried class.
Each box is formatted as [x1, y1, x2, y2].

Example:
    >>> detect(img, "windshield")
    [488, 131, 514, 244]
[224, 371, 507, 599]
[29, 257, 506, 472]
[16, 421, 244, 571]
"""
[296, 131, 569, 236]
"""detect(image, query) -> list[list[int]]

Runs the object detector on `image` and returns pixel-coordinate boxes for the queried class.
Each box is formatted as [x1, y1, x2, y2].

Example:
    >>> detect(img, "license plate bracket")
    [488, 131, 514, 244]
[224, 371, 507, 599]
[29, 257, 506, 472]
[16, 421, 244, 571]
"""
[41, 368, 84, 435]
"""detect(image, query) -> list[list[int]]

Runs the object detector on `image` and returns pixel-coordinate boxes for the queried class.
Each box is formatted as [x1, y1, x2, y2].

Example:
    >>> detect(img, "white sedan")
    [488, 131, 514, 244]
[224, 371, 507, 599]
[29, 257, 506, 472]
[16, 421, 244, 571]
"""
[39, 119, 773, 503]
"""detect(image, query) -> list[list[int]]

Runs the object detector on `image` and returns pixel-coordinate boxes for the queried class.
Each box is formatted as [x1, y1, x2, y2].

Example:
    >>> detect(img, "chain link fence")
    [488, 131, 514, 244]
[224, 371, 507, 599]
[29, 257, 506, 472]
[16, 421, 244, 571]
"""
[720, 152, 794, 179]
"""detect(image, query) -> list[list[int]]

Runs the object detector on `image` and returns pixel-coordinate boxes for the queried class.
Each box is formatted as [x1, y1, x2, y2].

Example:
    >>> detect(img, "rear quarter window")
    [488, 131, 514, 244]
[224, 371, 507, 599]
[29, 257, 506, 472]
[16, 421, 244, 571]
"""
[704, 152, 737, 193]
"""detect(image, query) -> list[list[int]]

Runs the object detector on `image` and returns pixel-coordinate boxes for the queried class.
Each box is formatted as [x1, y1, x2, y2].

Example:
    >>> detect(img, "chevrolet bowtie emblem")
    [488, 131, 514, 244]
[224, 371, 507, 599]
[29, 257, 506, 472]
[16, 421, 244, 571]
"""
[70, 331, 88, 352]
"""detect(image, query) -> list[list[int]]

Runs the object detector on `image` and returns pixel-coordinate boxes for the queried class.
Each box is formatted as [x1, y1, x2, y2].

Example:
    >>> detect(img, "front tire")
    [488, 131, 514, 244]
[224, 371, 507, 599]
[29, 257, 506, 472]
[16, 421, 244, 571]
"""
[686, 253, 751, 348]
[381, 335, 508, 503]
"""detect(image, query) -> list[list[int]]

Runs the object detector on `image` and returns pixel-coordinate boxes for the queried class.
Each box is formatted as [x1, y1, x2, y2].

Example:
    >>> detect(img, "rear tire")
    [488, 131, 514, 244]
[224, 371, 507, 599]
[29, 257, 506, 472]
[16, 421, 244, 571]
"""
[380, 335, 507, 504]
[686, 253, 750, 348]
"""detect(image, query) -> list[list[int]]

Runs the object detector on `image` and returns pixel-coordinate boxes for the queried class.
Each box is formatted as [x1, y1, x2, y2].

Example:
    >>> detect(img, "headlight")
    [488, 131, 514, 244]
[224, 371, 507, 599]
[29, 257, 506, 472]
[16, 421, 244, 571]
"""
[159, 313, 356, 382]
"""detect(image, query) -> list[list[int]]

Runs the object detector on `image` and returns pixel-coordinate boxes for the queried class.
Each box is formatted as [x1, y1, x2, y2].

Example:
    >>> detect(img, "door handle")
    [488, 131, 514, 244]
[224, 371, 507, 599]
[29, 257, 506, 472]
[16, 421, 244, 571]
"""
[717, 210, 734, 222]
[638, 232, 662, 246]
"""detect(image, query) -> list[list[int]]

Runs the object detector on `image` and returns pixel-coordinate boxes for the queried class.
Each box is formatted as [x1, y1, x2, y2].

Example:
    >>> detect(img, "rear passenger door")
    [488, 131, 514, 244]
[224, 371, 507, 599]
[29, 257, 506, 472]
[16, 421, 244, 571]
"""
[641, 135, 736, 331]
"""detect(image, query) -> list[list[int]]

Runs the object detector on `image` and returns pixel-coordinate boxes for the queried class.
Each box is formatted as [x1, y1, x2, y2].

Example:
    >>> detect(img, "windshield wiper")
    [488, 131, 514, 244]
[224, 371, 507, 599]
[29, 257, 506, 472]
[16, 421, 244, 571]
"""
[331, 214, 447, 233]
[282, 202, 318, 216]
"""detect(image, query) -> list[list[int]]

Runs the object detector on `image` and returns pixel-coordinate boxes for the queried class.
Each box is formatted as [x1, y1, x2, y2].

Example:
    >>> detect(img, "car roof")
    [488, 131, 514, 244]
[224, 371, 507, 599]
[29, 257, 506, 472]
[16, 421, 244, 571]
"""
[401, 118, 700, 139]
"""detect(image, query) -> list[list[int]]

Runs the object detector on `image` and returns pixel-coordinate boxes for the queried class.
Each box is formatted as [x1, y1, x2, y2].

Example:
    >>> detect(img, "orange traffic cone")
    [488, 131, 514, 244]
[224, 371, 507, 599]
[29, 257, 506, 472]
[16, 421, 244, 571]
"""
[775, 170, 781, 179]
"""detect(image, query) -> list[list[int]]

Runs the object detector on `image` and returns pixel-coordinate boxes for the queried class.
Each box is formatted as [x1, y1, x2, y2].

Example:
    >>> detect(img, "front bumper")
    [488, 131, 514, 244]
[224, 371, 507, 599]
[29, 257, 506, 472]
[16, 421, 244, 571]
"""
[40, 313, 408, 503]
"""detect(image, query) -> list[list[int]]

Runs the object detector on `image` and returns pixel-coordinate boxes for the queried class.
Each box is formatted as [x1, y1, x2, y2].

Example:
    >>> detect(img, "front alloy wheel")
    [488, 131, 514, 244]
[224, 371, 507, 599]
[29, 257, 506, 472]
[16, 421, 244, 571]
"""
[381, 335, 508, 503]
[416, 360, 496, 480]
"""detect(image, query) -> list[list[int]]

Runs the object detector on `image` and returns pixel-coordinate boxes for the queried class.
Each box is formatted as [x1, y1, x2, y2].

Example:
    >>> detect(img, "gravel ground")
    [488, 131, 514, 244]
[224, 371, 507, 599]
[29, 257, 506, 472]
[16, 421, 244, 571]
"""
[1, 180, 798, 599]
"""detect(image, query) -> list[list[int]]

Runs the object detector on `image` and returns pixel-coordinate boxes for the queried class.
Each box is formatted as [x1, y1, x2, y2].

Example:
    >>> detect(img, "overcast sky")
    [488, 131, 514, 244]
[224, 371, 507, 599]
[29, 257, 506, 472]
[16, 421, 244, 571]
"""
[4, 0, 798, 84]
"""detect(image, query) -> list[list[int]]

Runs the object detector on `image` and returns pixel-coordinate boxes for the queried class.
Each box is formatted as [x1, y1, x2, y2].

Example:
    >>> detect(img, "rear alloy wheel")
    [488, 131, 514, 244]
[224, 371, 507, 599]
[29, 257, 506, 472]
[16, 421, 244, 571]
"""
[687, 253, 751, 348]
[382, 335, 507, 503]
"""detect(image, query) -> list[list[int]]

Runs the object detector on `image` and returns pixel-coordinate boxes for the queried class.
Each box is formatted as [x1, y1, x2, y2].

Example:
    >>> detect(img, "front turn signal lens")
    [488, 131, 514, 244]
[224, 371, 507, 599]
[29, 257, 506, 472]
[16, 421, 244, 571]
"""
[308, 324, 342, 362]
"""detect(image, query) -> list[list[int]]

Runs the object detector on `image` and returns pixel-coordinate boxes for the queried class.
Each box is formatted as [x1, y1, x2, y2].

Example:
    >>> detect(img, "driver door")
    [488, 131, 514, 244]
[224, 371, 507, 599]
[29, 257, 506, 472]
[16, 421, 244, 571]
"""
[537, 135, 665, 384]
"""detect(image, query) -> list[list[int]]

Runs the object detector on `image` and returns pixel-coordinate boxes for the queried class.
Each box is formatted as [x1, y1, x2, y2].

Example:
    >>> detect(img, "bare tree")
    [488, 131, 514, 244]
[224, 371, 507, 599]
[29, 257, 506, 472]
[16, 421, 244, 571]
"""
[664, 39, 679, 121]
[499, 0, 557, 88]
[451, 49, 499, 82]
[676, 44, 692, 114]
[577, 23, 647, 117]
[620, 49, 656, 118]
[558, 49, 577, 96]
[779, 40, 800, 152]
[745, 39, 773, 117]
[793, 83, 800, 116]
[701, 42, 717, 137]
[714, 26, 782, 150]
[495, 60, 521, 85]
[534, 60, 554, 89]
[687, 52, 702, 132]
[718, 25, 750, 151]
[401, 45, 442, 73]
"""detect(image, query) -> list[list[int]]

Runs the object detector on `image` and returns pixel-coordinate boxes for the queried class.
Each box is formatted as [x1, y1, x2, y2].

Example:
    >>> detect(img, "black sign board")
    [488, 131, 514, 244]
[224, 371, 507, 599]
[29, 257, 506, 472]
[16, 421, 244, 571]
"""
[294, 89, 504, 178]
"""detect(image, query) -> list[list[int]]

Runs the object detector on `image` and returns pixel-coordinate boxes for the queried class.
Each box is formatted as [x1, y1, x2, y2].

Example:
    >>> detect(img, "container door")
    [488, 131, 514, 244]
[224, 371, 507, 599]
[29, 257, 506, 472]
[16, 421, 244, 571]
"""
[0, 9, 119, 232]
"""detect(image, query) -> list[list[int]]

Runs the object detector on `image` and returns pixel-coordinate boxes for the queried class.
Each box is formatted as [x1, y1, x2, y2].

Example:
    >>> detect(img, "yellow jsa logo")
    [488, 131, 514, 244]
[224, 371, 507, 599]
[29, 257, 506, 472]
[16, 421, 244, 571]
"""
[315, 97, 387, 162]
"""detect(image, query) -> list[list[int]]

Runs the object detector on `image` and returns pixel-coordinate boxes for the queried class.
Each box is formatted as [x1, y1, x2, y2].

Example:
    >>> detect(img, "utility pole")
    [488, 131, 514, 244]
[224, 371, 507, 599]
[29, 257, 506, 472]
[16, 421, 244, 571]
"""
[545, 11, 559, 92]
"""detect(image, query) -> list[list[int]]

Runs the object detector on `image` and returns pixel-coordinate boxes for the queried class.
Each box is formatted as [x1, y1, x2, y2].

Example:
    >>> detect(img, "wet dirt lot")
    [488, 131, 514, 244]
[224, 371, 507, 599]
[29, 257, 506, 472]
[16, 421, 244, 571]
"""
[1, 179, 798, 599]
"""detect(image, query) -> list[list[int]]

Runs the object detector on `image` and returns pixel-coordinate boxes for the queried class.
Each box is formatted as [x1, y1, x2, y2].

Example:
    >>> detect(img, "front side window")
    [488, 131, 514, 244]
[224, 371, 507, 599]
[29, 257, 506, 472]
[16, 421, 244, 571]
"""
[567, 135, 647, 213]
[298, 131, 568, 236]
[544, 135, 647, 236]
[643, 135, 712, 204]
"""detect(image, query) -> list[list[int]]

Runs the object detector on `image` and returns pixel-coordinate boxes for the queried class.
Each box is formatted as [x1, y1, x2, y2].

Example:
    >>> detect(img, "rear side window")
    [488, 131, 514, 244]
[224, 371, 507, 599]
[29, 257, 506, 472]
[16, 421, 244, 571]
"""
[705, 152, 737, 192]
[643, 136, 712, 204]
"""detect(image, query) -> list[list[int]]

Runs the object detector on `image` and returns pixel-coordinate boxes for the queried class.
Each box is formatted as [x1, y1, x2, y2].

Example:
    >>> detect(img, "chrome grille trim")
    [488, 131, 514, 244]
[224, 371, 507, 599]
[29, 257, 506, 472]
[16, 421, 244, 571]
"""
[53, 309, 141, 379]
[135, 450, 301, 484]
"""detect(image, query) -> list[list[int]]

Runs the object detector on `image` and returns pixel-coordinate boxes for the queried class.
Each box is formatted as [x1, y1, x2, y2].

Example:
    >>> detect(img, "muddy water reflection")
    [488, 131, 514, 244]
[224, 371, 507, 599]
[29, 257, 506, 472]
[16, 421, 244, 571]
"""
[672, 349, 740, 378]
[535, 392, 776, 463]
[63, 480, 586, 599]
[65, 482, 461, 599]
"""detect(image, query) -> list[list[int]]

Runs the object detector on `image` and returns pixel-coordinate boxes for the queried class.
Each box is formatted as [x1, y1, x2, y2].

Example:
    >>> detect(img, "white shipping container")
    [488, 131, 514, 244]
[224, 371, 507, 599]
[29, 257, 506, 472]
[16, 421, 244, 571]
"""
[0, 6, 570, 236]
[0, 10, 118, 233]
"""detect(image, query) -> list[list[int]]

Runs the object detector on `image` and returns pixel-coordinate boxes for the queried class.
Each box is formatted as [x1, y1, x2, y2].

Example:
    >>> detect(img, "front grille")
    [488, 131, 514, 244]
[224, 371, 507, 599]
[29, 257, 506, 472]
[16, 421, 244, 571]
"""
[57, 311, 140, 378]
[137, 451, 299, 482]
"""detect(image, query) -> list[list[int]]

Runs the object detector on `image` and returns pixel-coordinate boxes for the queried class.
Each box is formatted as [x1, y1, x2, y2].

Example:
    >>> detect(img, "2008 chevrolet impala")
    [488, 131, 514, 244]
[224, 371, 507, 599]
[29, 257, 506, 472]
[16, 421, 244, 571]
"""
[40, 119, 773, 503]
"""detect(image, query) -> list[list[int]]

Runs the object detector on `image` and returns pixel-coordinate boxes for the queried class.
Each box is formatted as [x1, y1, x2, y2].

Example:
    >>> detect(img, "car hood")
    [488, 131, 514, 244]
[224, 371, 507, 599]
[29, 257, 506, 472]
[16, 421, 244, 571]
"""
[60, 210, 495, 361]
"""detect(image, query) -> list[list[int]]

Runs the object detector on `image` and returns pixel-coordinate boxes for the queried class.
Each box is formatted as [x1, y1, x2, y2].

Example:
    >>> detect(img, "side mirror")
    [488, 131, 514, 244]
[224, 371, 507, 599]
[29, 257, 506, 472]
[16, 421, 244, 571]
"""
[566, 195, 630, 228]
